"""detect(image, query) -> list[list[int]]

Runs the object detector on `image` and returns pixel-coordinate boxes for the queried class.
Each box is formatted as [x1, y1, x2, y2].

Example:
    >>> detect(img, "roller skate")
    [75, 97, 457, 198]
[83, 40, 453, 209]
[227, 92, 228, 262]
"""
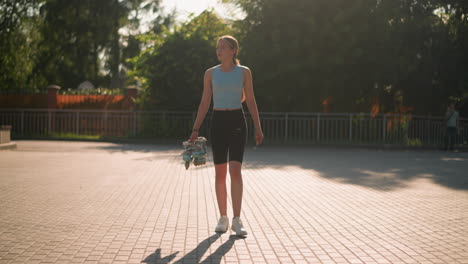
[182, 137, 207, 170]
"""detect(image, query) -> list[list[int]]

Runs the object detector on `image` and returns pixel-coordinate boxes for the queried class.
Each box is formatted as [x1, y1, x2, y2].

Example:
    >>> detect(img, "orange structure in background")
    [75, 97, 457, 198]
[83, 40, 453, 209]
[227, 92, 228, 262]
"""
[56, 95, 126, 109]
[0, 85, 138, 110]
[370, 97, 380, 118]
[367, 96, 416, 133]
[321, 97, 331, 113]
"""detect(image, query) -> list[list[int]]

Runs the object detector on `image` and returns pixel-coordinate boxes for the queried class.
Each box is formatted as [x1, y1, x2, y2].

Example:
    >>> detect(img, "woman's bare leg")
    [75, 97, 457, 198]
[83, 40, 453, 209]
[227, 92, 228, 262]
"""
[229, 161, 243, 217]
[215, 163, 228, 216]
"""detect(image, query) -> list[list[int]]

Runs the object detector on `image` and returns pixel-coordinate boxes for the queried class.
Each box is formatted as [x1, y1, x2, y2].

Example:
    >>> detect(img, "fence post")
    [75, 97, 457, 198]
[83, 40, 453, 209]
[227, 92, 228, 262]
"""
[47, 85, 60, 109]
[405, 114, 410, 144]
[76, 111, 79, 135]
[382, 114, 386, 143]
[133, 111, 137, 136]
[349, 114, 353, 142]
[47, 85, 60, 135]
[0, 125, 12, 144]
[48, 110, 51, 134]
[317, 113, 320, 142]
[285, 113, 288, 143]
[103, 111, 108, 136]
[21, 110, 24, 136]
[125, 86, 138, 110]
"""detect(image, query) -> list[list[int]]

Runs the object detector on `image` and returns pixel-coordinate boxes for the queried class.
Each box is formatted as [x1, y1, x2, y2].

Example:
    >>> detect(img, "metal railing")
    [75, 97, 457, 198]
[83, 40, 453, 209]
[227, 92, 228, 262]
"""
[0, 109, 466, 146]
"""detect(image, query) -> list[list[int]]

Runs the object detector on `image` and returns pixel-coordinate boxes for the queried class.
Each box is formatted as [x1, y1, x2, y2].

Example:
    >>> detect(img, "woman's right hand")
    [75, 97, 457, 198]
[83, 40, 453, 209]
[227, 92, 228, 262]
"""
[189, 130, 199, 142]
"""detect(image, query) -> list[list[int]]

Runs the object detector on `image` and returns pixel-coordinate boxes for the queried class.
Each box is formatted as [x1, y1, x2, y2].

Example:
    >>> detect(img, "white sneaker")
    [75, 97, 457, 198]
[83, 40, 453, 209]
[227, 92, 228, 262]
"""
[215, 216, 229, 232]
[231, 217, 248, 236]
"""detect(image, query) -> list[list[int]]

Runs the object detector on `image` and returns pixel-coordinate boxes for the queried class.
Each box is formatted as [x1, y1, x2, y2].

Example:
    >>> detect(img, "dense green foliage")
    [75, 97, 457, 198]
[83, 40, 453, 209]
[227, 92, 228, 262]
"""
[1, 0, 467, 114]
[0, 0, 171, 93]
[233, 0, 468, 114]
[128, 11, 232, 110]
[0, 0, 43, 93]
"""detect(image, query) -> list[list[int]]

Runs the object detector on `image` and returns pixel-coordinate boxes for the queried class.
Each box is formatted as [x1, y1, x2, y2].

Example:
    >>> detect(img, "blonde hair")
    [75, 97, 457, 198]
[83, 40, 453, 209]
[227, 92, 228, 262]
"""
[218, 35, 240, 65]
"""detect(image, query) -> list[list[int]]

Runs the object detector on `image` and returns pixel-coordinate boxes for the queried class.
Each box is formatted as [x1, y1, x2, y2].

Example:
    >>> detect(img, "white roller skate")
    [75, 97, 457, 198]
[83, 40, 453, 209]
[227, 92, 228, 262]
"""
[182, 137, 208, 170]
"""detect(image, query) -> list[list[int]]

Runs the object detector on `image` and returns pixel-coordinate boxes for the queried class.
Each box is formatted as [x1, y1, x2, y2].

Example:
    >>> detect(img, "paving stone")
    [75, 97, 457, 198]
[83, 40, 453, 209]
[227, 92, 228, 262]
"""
[0, 140, 467, 263]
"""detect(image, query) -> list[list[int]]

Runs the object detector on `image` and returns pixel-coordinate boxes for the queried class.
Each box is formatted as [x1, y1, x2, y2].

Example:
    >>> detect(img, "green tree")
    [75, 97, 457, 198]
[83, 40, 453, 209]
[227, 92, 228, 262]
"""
[129, 10, 233, 110]
[121, 6, 176, 73]
[231, 0, 468, 115]
[35, 0, 165, 90]
[1, 0, 173, 93]
[37, 0, 124, 89]
[234, 0, 383, 112]
[433, 0, 468, 112]
[0, 0, 43, 93]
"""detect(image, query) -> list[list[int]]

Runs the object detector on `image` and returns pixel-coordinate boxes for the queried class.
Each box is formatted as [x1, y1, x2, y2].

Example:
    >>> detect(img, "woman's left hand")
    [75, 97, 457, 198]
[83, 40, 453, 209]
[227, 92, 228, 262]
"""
[256, 130, 264, 146]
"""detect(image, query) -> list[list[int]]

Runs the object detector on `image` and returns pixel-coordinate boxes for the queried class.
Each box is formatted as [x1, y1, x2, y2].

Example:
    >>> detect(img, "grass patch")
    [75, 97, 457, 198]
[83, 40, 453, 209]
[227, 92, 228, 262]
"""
[48, 132, 102, 140]
[406, 138, 423, 146]
[14, 132, 103, 140]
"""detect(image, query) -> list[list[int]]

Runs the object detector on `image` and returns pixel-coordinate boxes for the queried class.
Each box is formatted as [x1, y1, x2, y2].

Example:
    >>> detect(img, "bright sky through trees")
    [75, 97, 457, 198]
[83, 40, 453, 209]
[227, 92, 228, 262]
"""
[161, 0, 245, 22]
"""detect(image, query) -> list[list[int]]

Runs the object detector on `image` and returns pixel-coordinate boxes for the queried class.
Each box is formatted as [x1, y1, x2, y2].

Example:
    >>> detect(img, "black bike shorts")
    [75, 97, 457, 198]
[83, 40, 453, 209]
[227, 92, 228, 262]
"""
[210, 109, 247, 165]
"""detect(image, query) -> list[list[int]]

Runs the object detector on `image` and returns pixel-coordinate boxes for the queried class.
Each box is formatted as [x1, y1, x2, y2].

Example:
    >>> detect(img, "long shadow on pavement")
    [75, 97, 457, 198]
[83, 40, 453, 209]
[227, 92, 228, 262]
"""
[93, 142, 468, 191]
[142, 234, 242, 264]
[243, 146, 468, 191]
[142, 248, 179, 264]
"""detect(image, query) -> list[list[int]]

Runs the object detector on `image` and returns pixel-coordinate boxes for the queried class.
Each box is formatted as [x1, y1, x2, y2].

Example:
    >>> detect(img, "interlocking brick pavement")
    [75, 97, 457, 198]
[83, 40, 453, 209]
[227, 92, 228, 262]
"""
[0, 140, 467, 264]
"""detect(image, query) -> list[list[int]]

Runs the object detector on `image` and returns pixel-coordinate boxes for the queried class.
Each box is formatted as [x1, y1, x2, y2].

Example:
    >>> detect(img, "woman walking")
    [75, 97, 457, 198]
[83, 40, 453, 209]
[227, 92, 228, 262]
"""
[189, 35, 263, 236]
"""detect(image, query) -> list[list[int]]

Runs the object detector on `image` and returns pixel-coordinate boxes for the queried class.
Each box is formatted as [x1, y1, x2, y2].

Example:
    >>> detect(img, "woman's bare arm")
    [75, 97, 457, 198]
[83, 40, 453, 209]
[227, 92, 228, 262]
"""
[192, 69, 213, 132]
[243, 68, 263, 136]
